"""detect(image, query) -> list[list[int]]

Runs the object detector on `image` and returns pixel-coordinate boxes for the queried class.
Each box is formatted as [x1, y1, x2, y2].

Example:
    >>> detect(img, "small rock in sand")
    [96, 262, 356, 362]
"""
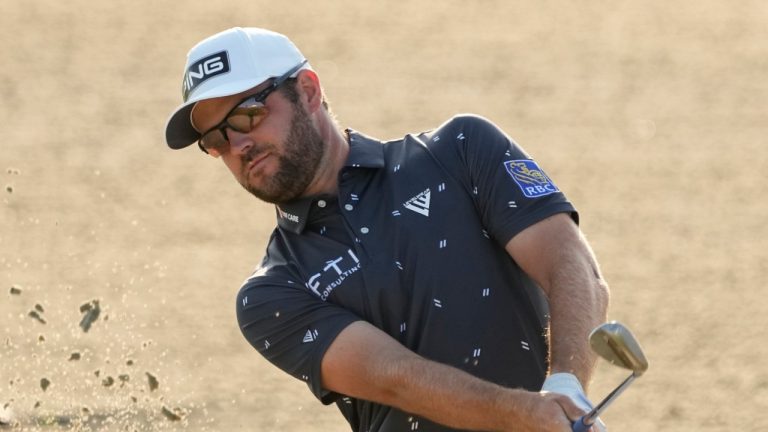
[146, 372, 159, 392]
[79, 300, 101, 332]
[28, 311, 46, 325]
[161, 406, 186, 421]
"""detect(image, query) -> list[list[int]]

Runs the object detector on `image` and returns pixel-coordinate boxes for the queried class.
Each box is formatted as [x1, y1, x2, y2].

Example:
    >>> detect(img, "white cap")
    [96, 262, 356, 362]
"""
[165, 27, 312, 149]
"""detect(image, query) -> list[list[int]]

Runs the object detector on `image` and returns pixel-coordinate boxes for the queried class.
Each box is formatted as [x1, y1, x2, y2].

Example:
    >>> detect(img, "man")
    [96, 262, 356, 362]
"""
[165, 27, 610, 432]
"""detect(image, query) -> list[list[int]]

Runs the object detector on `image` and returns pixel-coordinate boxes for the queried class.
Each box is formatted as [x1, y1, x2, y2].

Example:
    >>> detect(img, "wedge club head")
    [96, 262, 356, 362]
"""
[589, 321, 649, 376]
[572, 321, 649, 432]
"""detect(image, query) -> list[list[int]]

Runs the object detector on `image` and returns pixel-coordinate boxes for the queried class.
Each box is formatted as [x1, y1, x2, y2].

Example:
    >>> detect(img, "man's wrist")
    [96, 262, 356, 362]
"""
[541, 372, 591, 411]
[542, 373, 608, 431]
[542, 373, 585, 393]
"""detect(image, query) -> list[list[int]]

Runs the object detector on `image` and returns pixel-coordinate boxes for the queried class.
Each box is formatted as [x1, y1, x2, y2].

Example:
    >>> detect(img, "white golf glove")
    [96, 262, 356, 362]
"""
[541, 373, 607, 431]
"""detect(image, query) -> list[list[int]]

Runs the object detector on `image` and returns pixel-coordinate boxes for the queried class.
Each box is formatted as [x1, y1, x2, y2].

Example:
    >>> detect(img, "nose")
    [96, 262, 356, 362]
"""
[225, 129, 253, 155]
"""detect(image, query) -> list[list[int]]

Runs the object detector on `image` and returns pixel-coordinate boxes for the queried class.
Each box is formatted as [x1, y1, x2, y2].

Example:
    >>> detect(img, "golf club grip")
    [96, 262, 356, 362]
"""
[572, 416, 591, 432]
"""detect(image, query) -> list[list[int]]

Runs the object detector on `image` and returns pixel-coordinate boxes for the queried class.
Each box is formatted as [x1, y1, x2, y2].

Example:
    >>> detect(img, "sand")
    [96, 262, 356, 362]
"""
[2, 1, 767, 430]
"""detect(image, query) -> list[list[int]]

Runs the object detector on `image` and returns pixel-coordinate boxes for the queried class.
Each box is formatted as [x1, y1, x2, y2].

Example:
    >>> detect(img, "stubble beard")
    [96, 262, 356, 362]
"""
[241, 103, 325, 204]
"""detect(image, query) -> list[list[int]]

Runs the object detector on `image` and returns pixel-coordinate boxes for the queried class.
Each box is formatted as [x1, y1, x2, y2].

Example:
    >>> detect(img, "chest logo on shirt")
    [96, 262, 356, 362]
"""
[503, 160, 560, 198]
[403, 188, 431, 216]
[305, 249, 361, 301]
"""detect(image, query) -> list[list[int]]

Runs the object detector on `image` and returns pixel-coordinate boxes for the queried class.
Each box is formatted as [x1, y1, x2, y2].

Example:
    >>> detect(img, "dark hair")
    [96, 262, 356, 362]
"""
[280, 78, 330, 111]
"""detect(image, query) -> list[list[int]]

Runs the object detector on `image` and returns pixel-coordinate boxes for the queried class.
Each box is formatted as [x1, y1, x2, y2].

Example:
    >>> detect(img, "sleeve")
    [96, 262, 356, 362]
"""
[429, 114, 577, 246]
[236, 265, 360, 404]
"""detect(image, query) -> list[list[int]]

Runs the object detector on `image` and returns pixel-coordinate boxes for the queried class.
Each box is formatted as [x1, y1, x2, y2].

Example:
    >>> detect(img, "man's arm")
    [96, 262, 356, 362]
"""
[505, 213, 610, 388]
[321, 320, 586, 431]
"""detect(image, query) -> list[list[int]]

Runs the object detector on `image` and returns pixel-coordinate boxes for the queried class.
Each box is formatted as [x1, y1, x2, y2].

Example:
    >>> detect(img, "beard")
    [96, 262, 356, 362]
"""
[240, 103, 325, 204]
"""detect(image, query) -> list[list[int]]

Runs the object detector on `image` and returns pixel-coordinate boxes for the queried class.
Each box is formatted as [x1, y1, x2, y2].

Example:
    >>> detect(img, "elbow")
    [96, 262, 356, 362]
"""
[594, 277, 610, 319]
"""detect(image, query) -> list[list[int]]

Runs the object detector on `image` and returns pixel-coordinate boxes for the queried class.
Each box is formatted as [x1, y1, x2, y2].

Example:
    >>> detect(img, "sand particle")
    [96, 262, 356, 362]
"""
[161, 406, 186, 421]
[0, 403, 14, 426]
[28, 311, 46, 325]
[145, 372, 159, 392]
[79, 300, 101, 332]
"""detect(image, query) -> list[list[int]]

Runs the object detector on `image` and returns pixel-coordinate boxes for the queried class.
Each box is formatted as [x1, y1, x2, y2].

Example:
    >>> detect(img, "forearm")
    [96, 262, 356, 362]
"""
[544, 231, 610, 387]
[381, 354, 529, 431]
[505, 214, 610, 390]
[322, 321, 571, 431]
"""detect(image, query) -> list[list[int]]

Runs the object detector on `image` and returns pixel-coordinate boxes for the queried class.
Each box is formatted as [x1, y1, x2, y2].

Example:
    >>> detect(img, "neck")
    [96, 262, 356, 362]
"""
[300, 118, 349, 198]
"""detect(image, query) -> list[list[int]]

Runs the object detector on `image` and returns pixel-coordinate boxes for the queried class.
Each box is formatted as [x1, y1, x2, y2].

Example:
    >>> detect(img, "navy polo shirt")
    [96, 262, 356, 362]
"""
[236, 114, 577, 432]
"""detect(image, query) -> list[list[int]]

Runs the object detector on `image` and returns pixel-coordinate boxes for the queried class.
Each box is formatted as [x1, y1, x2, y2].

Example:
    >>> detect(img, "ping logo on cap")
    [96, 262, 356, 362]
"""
[182, 51, 231, 101]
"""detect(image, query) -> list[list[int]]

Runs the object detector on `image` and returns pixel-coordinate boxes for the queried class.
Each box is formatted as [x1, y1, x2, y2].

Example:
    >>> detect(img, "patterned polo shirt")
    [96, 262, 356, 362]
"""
[236, 114, 577, 432]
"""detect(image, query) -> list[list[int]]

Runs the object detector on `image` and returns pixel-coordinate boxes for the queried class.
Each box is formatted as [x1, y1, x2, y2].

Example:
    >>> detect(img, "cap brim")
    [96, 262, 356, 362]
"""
[165, 103, 199, 149]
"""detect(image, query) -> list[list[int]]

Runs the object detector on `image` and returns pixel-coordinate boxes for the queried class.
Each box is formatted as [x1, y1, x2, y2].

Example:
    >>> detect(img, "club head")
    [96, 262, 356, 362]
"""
[589, 321, 649, 376]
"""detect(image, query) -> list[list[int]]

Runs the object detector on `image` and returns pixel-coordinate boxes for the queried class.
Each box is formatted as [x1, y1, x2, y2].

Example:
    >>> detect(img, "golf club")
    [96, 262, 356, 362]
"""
[572, 321, 649, 432]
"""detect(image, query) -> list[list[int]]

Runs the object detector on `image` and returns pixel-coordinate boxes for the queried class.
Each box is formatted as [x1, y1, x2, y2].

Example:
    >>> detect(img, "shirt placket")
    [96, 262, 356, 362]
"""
[338, 167, 374, 262]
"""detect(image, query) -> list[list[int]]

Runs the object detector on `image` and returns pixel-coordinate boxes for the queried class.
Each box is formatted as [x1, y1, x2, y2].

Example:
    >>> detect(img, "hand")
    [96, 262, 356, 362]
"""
[541, 373, 607, 432]
[511, 391, 589, 432]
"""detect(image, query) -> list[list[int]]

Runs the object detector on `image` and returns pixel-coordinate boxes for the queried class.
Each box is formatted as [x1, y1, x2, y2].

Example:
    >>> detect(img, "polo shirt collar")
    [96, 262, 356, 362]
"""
[345, 128, 385, 169]
[275, 197, 313, 233]
[275, 129, 385, 233]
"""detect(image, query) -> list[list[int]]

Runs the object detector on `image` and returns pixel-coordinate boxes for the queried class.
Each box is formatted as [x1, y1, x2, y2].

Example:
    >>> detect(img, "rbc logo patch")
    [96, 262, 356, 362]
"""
[503, 160, 560, 198]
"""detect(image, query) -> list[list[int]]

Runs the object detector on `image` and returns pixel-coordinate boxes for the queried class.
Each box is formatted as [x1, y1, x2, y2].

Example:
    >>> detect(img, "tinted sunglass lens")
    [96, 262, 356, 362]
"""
[226, 114, 254, 133]
[200, 129, 227, 154]
[197, 101, 268, 157]
[227, 106, 267, 132]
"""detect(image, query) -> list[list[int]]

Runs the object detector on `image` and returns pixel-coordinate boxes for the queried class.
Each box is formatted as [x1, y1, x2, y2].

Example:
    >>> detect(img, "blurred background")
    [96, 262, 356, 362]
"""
[1, 0, 766, 430]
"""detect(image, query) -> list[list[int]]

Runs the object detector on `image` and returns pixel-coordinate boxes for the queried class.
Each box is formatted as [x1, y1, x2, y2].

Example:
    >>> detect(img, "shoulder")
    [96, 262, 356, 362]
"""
[371, 114, 506, 152]
[431, 114, 507, 139]
[235, 259, 311, 322]
[415, 114, 514, 151]
[236, 230, 300, 296]
[410, 114, 517, 162]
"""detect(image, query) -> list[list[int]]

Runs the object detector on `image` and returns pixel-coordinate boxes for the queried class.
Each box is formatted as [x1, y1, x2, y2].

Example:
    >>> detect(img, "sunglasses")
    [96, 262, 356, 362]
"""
[197, 60, 308, 157]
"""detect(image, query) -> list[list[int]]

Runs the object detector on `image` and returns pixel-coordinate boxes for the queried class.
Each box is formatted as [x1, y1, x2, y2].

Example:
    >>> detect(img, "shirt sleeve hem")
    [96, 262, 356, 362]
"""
[309, 317, 363, 404]
[497, 205, 578, 247]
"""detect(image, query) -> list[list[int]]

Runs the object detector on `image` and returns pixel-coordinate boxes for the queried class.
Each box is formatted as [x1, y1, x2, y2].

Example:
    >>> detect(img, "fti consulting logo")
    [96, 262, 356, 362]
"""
[503, 160, 559, 198]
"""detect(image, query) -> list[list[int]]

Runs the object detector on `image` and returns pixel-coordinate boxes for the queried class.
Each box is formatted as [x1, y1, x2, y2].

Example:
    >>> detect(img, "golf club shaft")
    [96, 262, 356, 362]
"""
[588, 373, 636, 419]
[571, 373, 637, 432]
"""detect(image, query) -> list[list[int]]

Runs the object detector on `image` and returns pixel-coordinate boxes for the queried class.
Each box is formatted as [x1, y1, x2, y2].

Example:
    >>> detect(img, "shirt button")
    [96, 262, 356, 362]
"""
[360, 227, 370, 234]
[344, 204, 354, 211]
[317, 200, 327, 208]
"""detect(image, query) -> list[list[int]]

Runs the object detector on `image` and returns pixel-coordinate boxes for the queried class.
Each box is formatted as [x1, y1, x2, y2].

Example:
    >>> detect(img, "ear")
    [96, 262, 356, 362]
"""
[296, 70, 323, 113]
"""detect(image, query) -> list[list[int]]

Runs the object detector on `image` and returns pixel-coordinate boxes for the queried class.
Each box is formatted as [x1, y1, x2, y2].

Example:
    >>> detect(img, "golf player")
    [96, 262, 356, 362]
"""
[165, 27, 610, 432]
